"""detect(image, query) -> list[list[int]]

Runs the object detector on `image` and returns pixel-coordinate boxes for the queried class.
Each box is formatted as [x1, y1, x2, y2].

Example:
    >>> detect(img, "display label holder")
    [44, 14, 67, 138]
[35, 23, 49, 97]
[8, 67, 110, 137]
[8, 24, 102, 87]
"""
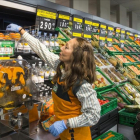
[107, 25, 114, 47]
[120, 29, 125, 48]
[126, 31, 130, 40]
[99, 23, 106, 47]
[72, 15, 83, 38]
[115, 28, 121, 38]
[83, 18, 92, 41]
[92, 20, 100, 33]
[35, 5, 57, 31]
[0, 40, 15, 56]
[57, 11, 70, 28]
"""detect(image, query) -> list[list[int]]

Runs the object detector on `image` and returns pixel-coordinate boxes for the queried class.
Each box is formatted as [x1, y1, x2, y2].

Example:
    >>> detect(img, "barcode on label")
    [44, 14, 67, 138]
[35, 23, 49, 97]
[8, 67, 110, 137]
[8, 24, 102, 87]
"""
[11, 86, 21, 91]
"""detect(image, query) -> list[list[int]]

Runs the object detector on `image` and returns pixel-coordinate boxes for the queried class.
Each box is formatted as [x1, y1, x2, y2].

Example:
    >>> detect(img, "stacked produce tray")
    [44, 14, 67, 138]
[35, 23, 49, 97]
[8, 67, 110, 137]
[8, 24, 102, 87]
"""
[90, 109, 118, 139]
[93, 68, 114, 91]
[94, 131, 124, 140]
[119, 109, 137, 127]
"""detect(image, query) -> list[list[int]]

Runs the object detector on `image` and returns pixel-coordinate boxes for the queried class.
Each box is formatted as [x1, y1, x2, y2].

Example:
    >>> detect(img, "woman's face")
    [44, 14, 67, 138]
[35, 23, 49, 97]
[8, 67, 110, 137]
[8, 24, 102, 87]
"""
[59, 38, 76, 63]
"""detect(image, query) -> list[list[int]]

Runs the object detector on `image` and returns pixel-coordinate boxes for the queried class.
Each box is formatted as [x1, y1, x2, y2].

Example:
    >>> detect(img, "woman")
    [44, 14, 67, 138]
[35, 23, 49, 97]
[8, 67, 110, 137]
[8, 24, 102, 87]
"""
[6, 24, 101, 140]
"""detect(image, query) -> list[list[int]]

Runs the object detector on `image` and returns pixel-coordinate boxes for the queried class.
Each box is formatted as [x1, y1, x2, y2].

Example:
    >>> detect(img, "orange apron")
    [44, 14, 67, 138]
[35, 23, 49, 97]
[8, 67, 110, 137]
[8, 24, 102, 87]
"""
[52, 78, 91, 140]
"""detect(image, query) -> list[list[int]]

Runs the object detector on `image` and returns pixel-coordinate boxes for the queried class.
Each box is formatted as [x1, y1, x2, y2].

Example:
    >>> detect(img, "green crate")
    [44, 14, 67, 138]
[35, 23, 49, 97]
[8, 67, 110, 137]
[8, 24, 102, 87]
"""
[119, 108, 137, 127]
[116, 82, 140, 104]
[55, 27, 70, 41]
[98, 94, 117, 116]
[94, 68, 114, 91]
[123, 63, 140, 79]
[94, 131, 124, 140]
[98, 87, 131, 105]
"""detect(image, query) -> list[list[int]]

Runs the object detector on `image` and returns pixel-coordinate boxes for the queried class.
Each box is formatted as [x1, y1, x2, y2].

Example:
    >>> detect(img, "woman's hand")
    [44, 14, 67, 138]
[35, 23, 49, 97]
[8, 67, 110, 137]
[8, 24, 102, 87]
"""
[6, 23, 21, 32]
[49, 120, 67, 137]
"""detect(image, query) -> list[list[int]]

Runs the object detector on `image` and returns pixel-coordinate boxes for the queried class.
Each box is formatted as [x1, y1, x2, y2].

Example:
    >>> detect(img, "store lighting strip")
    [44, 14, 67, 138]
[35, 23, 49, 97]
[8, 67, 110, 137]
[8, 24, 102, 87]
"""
[0, 0, 36, 13]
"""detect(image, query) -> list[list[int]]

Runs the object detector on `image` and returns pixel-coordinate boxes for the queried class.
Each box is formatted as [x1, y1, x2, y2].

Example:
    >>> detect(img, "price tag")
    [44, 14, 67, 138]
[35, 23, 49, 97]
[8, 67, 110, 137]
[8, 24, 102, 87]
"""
[126, 31, 130, 39]
[36, 6, 57, 31]
[100, 23, 106, 36]
[83, 18, 92, 40]
[92, 20, 100, 33]
[99, 23, 106, 47]
[107, 25, 114, 47]
[72, 32, 82, 37]
[120, 40, 125, 43]
[72, 15, 83, 31]
[115, 28, 121, 38]
[57, 11, 70, 28]
[84, 18, 92, 32]
[134, 34, 138, 41]
[121, 29, 125, 40]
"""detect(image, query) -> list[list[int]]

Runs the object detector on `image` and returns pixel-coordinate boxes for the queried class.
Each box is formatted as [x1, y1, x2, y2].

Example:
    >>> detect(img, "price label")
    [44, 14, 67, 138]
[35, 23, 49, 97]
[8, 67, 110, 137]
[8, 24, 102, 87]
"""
[92, 20, 100, 33]
[73, 15, 83, 31]
[120, 40, 125, 43]
[84, 18, 92, 39]
[36, 6, 57, 31]
[57, 11, 70, 28]
[99, 36, 105, 41]
[100, 24, 106, 29]
[100, 23, 106, 36]
[99, 40, 105, 47]
[115, 28, 121, 38]
[72, 32, 82, 37]
[107, 38, 112, 42]
[134, 34, 138, 41]
[84, 34, 91, 38]
[126, 31, 130, 39]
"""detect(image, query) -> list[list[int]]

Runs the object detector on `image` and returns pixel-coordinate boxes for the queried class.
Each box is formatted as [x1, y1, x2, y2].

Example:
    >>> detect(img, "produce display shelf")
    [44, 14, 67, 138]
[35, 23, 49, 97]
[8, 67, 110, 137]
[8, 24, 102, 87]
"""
[119, 108, 137, 127]
[116, 82, 140, 104]
[98, 94, 117, 116]
[94, 131, 123, 140]
[123, 63, 140, 79]
[94, 68, 114, 92]
[98, 87, 131, 105]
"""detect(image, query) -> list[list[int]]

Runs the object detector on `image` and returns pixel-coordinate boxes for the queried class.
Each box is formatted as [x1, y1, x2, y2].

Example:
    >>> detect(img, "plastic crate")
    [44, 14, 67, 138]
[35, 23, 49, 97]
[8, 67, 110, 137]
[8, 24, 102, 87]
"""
[119, 108, 137, 127]
[98, 87, 131, 105]
[116, 82, 140, 104]
[98, 95, 117, 116]
[123, 63, 140, 79]
[94, 68, 114, 91]
[55, 27, 70, 41]
[94, 131, 124, 140]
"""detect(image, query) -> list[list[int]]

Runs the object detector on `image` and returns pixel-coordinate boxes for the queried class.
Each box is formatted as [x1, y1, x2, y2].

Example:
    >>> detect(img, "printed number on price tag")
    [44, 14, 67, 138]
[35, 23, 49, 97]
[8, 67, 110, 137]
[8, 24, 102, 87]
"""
[40, 21, 52, 30]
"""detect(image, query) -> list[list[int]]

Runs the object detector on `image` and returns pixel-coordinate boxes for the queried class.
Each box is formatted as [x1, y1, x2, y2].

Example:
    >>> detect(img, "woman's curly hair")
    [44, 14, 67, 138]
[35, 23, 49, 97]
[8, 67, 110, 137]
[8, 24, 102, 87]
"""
[53, 37, 96, 91]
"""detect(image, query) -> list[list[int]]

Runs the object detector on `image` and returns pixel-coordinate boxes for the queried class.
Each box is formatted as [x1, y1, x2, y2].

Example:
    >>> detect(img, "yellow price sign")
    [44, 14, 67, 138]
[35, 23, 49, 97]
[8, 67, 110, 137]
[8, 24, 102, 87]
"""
[108, 27, 114, 31]
[59, 14, 70, 20]
[84, 34, 91, 38]
[116, 29, 120, 33]
[100, 24, 106, 29]
[73, 32, 82, 37]
[37, 9, 56, 19]
[85, 20, 92, 25]
[107, 38, 112, 42]
[121, 30, 125, 34]
[99, 37, 105, 41]
[92, 22, 99, 27]
[135, 34, 138, 37]
[120, 40, 125, 43]
[127, 32, 130, 35]
[74, 17, 83, 23]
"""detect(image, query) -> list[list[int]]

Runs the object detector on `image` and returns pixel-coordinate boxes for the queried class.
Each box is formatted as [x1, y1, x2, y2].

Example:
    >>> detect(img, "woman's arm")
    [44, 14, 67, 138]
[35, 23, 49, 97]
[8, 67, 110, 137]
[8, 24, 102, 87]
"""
[20, 28, 60, 70]
[67, 82, 101, 128]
